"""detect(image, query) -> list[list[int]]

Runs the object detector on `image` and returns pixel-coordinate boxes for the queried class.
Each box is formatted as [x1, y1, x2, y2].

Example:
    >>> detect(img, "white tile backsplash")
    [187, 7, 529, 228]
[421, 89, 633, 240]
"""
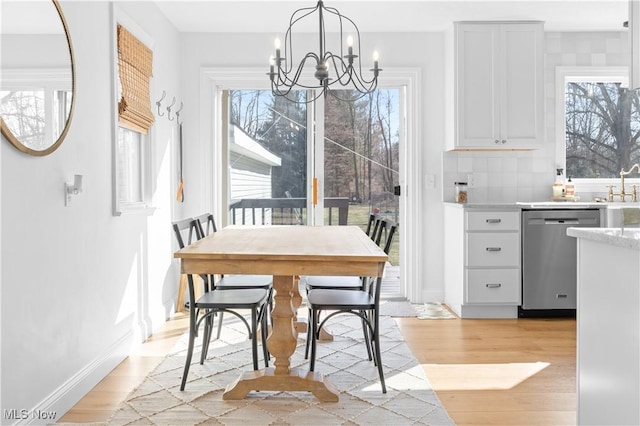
[442, 31, 628, 203]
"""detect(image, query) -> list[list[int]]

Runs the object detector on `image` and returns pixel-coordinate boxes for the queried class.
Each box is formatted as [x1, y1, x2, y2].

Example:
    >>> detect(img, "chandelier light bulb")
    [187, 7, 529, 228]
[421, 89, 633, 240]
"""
[274, 38, 281, 49]
[373, 51, 379, 61]
[347, 35, 353, 47]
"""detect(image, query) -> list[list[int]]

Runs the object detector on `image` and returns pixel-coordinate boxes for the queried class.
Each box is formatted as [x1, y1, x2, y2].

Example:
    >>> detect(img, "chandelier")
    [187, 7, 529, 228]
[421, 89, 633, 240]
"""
[268, 0, 381, 103]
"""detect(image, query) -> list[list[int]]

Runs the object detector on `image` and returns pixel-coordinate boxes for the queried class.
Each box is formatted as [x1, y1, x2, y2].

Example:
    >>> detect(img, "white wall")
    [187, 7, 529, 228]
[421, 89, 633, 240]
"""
[0, 0, 181, 420]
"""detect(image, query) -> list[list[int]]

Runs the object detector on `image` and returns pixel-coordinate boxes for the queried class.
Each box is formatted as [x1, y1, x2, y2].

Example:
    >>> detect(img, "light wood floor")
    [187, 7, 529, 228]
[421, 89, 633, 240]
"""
[60, 311, 576, 425]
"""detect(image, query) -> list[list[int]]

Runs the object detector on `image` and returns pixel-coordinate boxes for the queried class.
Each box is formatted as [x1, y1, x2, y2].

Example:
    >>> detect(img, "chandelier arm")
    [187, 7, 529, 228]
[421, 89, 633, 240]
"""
[323, 53, 353, 87]
[283, 5, 318, 74]
[343, 68, 378, 92]
[323, 4, 359, 63]
[276, 52, 321, 89]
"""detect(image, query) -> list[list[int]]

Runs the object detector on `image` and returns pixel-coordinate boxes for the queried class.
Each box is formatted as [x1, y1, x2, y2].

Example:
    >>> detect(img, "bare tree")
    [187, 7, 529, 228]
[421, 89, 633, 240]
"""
[566, 82, 640, 178]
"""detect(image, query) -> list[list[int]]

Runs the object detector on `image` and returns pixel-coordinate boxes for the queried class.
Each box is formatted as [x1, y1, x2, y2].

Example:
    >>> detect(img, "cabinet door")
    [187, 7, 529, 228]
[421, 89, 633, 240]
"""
[453, 22, 543, 150]
[456, 23, 500, 148]
[500, 23, 544, 147]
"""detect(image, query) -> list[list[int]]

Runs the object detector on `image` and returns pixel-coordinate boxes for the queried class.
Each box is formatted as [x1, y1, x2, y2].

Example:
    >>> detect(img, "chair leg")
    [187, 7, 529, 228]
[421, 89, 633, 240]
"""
[310, 308, 318, 371]
[251, 308, 259, 370]
[200, 312, 213, 364]
[360, 310, 373, 361]
[216, 311, 224, 340]
[372, 311, 386, 393]
[180, 314, 197, 391]
[260, 305, 269, 367]
[304, 307, 312, 359]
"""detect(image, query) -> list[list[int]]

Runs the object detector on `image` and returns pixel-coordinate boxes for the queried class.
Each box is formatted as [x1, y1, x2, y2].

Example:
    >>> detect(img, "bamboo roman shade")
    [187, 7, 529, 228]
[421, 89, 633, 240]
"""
[117, 24, 154, 134]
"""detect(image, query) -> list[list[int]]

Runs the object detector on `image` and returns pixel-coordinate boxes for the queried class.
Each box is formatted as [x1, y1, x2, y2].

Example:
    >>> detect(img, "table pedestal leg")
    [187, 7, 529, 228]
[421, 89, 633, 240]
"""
[223, 275, 339, 402]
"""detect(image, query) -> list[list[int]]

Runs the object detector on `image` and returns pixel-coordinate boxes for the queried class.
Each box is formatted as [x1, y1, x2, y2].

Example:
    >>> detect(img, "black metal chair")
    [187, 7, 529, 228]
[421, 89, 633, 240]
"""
[194, 213, 273, 339]
[173, 218, 270, 391]
[304, 220, 398, 394]
[194, 213, 273, 292]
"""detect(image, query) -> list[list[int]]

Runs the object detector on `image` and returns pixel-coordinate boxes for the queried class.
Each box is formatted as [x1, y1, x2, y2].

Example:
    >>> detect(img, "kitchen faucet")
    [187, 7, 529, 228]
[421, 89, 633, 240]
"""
[608, 163, 640, 202]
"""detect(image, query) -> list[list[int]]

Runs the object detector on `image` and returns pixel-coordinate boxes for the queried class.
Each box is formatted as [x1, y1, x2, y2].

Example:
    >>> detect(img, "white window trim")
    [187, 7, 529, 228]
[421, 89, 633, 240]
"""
[199, 67, 423, 302]
[554, 66, 640, 194]
[1, 68, 72, 146]
[110, 4, 155, 216]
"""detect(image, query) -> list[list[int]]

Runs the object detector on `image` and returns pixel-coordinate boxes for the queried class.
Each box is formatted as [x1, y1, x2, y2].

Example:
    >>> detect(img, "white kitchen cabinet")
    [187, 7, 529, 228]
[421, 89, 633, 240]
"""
[444, 205, 521, 318]
[449, 22, 544, 150]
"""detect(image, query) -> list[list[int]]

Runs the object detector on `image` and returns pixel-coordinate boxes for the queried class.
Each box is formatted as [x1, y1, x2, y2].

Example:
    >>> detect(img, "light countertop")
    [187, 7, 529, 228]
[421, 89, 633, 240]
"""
[567, 227, 640, 251]
[444, 201, 639, 210]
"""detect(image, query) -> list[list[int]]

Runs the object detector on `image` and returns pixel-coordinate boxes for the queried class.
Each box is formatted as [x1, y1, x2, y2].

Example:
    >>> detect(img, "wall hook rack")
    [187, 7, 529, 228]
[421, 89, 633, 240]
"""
[156, 90, 166, 117]
[175, 102, 184, 125]
[167, 97, 177, 121]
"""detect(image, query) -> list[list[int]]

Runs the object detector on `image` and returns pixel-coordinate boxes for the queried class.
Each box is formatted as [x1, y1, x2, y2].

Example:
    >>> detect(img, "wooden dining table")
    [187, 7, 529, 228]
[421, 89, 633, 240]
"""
[174, 225, 388, 402]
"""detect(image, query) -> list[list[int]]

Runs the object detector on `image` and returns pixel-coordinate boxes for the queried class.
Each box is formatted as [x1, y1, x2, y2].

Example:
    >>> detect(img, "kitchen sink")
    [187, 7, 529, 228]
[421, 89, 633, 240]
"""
[605, 204, 640, 227]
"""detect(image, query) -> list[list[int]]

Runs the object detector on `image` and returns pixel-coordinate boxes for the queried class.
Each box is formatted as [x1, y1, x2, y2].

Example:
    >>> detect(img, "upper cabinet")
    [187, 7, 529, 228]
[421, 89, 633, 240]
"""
[447, 22, 544, 150]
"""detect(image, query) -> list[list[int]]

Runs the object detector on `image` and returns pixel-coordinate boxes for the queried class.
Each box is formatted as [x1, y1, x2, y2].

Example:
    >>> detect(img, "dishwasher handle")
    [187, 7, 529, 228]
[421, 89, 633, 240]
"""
[544, 218, 580, 225]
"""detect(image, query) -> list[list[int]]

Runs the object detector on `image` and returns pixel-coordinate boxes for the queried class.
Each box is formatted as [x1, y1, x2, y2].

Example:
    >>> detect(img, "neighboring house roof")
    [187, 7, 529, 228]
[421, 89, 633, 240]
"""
[230, 125, 281, 167]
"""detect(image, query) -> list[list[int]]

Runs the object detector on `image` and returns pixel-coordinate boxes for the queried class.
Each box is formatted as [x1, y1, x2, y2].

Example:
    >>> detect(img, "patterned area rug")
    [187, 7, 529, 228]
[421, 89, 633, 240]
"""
[108, 315, 454, 425]
[378, 300, 419, 317]
[414, 303, 457, 320]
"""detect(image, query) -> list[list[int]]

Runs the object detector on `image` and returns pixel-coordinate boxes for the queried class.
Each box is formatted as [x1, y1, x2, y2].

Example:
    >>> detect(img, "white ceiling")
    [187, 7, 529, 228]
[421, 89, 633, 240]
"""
[154, 0, 630, 33]
[0, 0, 629, 35]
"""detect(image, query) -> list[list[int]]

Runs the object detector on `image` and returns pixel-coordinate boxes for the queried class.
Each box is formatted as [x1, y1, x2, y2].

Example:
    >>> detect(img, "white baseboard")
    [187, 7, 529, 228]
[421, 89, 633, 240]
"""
[16, 331, 133, 425]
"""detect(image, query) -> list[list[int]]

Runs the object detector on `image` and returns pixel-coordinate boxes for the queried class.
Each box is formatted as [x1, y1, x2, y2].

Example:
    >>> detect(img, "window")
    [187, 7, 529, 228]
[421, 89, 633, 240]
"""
[0, 70, 72, 150]
[558, 67, 640, 183]
[116, 126, 144, 204]
[111, 11, 154, 214]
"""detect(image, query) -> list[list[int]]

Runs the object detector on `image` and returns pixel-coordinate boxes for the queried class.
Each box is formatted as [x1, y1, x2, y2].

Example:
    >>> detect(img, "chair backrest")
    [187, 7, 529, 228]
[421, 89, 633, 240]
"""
[194, 213, 217, 238]
[172, 218, 200, 249]
[370, 217, 382, 241]
[374, 219, 398, 255]
[365, 213, 378, 237]
[173, 218, 211, 294]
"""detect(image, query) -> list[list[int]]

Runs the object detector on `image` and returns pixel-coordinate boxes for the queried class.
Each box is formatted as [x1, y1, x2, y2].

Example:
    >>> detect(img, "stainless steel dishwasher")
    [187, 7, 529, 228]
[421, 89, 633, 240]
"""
[520, 209, 600, 317]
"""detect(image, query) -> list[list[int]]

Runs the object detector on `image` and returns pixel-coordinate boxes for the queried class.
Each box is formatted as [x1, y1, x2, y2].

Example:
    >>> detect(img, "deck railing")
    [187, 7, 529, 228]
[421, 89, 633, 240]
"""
[229, 197, 349, 225]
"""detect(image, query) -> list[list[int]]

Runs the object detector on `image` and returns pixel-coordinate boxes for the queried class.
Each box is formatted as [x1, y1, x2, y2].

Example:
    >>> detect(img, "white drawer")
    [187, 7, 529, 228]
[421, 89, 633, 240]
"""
[466, 269, 521, 304]
[467, 233, 520, 267]
[467, 211, 520, 231]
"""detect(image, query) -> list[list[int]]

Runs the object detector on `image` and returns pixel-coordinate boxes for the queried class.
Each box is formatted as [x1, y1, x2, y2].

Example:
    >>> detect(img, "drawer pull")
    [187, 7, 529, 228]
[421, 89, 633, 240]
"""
[486, 218, 502, 224]
[556, 294, 568, 299]
[485, 247, 502, 252]
[486, 283, 502, 288]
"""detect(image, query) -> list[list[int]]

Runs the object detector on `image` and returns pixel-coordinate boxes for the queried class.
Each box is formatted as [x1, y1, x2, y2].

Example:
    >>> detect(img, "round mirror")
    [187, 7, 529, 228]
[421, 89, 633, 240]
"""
[0, 0, 75, 156]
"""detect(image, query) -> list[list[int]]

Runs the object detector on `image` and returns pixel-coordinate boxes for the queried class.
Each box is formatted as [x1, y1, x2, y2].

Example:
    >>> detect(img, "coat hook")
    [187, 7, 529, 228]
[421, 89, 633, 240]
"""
[167, 97, 177, 121]
[156, 90, 166, 117]
[175, 102, 184, 125]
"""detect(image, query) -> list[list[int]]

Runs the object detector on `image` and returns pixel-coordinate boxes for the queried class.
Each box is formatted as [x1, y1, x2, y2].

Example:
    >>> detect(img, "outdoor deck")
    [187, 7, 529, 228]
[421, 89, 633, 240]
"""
[380, 264, 401, 298]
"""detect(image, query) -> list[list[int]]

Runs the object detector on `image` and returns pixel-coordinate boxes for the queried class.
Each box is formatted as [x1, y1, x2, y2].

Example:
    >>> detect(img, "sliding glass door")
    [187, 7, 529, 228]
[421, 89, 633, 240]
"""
[225, 89, 310, 225]
[323, 89, 401, 268]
